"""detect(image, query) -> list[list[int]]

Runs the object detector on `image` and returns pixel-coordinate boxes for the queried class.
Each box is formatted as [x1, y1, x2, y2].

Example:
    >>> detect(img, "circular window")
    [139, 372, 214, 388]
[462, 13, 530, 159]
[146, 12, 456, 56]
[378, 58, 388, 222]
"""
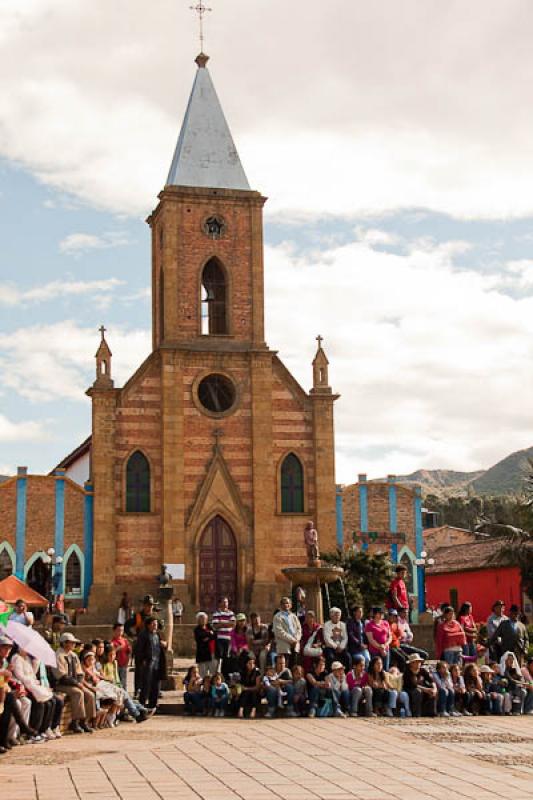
[197, 373, 236, 414]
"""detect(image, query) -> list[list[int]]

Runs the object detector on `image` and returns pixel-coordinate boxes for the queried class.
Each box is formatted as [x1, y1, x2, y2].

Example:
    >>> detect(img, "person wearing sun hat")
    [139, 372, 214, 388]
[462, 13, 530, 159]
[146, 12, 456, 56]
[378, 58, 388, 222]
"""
[53, 632, 96, 733]
[402, 652, 437, 717]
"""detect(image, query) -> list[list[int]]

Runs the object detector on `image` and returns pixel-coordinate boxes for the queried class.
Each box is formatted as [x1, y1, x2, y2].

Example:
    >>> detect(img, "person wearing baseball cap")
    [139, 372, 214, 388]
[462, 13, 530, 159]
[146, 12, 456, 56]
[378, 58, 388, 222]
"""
[52, 633, 96, 734]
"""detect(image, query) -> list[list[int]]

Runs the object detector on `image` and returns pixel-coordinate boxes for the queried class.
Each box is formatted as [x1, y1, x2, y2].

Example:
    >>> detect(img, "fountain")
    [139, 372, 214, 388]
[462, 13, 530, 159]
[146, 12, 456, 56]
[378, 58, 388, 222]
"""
[281, 521, 344, 624]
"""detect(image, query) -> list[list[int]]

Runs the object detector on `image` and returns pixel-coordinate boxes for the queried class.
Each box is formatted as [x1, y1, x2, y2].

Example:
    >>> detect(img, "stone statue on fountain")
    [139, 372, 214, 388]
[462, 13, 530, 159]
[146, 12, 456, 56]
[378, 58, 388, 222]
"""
[304, 521, 320, 567]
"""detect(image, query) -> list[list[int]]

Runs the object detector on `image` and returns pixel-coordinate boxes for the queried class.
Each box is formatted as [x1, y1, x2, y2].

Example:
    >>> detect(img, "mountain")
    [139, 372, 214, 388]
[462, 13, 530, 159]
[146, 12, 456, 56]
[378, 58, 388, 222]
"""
[470, 446, 533, 496]
[392, 445, 533, 497]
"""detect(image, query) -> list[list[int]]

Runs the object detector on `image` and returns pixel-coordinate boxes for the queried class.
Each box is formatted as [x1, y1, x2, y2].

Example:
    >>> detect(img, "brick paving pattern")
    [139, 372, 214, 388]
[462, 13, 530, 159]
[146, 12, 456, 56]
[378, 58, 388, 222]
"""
[1, 717, 532, 800]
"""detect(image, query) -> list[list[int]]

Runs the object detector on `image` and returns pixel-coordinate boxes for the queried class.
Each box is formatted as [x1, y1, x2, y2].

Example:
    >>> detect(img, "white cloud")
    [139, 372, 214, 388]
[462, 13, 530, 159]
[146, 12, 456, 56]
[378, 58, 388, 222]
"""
[0, 414, 49, 443]
[1, 2, 533, 218]
[264, 235, 533, 480]
[59, 231, 131, 256]
[0, 277, 124, 306]
[0, 321, 151, 403]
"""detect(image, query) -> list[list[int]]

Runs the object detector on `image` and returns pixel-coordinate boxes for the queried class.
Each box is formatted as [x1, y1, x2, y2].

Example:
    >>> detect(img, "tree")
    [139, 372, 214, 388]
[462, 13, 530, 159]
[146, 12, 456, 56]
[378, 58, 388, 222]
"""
[321, 548, 393, 616]
[483, 460, 533, 600]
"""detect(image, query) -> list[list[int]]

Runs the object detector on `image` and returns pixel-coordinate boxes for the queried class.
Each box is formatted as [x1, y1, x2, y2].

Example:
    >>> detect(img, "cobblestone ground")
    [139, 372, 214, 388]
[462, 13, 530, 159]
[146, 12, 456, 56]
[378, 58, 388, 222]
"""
[1, 716, 532, 800]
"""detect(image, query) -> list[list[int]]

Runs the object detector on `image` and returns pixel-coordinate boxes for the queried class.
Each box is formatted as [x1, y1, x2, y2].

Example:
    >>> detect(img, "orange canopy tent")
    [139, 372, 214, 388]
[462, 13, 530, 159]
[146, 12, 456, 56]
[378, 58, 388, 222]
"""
[0, 575, 48, 607]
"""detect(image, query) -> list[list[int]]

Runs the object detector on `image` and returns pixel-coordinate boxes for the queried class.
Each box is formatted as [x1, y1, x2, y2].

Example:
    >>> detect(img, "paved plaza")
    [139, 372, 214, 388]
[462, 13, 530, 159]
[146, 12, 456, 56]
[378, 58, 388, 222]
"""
[1, 716, 532, 800]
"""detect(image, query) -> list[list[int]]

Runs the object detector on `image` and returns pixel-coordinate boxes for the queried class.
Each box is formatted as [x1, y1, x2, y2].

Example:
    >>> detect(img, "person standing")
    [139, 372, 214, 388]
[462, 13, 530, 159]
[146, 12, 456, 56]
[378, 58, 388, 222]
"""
[136, 617, 167, 710]
[492, 605, 529, 665]
[172, 597, 184, 624]
[246, 612, 270, 674]
[457, 602, 478, 658]
[364, 607, 392, 670]
[272, 597, 302, 668]
[211, 597, 236, 674]
[486, 600, 508, 661]
[117, 592, 131, 626]
[435, 606, 466, 665]
[323, 607, 351, 671]
[194, 612, 216, 678]
[387, 565, 409, 612]
[347, 606, 370, 668]
[111, 623, 132, 690]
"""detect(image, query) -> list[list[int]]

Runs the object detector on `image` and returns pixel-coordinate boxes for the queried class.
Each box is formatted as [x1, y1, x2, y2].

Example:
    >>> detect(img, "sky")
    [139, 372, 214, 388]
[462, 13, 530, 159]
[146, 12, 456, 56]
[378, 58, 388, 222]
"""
[1, 0, 533, 483]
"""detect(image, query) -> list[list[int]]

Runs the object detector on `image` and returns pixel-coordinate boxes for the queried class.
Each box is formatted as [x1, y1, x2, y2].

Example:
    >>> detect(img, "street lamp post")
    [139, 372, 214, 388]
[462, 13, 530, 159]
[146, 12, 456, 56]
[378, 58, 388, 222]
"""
[41, 547, 63, 609]
[414, 550, 435, 613]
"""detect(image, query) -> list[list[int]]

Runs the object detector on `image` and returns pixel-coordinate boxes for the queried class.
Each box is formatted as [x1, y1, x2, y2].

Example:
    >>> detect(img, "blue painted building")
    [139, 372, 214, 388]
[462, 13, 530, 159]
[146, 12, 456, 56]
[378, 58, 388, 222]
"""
[0, 466, 93, 606]
[337, 474, 425, 617]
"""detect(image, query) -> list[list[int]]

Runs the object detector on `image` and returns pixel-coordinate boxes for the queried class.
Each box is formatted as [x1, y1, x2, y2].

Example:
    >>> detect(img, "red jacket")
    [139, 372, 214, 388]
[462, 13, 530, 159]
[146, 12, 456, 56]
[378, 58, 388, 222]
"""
[435, 620, 466, 657]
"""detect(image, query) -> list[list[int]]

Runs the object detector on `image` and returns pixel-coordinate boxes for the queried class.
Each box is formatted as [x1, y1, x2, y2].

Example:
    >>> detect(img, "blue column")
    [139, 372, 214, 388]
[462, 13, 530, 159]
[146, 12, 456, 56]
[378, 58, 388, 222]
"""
[54, 470, 65, 594]
[335, 485, 343, 548]
[389, 479, 398, 563]
[15, 471, 27, 579]
[83, 482, 94, 606]
[359, 482, 368, 552]
[414, 486, 424, 612]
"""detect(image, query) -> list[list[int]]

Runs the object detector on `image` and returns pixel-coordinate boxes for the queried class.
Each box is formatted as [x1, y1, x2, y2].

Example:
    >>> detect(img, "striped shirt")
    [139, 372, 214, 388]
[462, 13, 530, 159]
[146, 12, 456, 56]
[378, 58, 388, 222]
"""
[211, 609, 236, 641]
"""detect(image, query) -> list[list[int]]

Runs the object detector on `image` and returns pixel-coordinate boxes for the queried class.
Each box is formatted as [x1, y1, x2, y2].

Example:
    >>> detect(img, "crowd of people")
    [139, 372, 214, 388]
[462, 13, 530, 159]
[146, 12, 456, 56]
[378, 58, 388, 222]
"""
[187, 583, 533, 720]
[0, 597, 165, 754]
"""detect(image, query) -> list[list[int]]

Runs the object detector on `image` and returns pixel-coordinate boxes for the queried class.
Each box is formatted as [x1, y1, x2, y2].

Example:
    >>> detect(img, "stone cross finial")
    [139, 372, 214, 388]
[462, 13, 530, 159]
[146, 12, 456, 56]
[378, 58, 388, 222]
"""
[316, 334, 323, 348]
[99, 325, 107, 340]
[190, 2, 212, 54]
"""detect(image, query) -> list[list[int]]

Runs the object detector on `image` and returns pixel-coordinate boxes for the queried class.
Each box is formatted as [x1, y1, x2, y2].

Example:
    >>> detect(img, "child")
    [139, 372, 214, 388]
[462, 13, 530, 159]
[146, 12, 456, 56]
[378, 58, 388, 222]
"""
[183, 665, 204, 715]
[463, 663, 485, 716]
[432, 660, 460, 717]
[346, 654, 373, 717]
[387, 666, 411, 717]
[202, 675, 212, 715]
[210, 672, 229, 717]
[292, 665, 308, 716]
[450, 663, 468, 715]
[500, 651, 527, 715]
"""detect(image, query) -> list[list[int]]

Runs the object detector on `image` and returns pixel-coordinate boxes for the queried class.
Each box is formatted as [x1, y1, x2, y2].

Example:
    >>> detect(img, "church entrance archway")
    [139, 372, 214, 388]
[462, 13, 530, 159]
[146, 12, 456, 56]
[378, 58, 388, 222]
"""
[199, 516, 237, 611]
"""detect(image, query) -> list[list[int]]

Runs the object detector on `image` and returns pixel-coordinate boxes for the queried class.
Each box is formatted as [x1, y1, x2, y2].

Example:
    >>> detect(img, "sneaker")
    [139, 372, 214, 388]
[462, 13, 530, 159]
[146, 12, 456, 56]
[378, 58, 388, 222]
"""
[53, 726, 62, 738]
[69, 721, 84, 735]
[80, 722, 94, 734]
[44, 729, 56, 740]
[334, 708, 347, 718]
[264, 709, 275, 719]
[29, 735, 44, 744]
[384, 709, 394, 718]
[136, 712, 148, 724]
[285, 708, 298, 718]
[451, 711, 462, 717]
[308, 708, 316, 718]
[462, 710, 472, 716]
[349, 712, 358, 717]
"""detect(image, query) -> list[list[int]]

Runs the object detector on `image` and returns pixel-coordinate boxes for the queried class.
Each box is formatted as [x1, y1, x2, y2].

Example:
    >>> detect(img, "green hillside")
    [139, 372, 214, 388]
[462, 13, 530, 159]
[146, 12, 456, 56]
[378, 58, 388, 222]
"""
[470, 445, 533, 495]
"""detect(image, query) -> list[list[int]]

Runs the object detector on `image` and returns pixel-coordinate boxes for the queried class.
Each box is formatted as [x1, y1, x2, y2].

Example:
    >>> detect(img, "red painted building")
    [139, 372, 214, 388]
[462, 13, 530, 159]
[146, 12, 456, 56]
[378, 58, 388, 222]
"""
[426, 538, 529, 622]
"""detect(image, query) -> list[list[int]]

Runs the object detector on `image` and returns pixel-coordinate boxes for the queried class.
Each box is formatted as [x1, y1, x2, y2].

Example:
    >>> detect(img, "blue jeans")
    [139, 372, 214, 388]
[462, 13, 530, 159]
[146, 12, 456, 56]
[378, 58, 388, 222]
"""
[462, 642, 476, 658]
[369, 650, 390, 670]
[349, 648, 370, 668]
[266, 684, 294, 710]
[442, 649, 462, 666]
[330, 688, 350, 712]
[437, 687, 455, 713]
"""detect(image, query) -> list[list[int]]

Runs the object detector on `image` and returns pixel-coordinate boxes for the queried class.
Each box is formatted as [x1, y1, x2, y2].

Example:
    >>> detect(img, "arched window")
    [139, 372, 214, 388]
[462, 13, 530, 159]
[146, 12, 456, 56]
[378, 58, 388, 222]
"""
[201, 258, 227, 335]
[126, 451, 151, 512]
[281, 453, 304, 513]
[0, 546, 13, 580]
[65, 551, 82, 596]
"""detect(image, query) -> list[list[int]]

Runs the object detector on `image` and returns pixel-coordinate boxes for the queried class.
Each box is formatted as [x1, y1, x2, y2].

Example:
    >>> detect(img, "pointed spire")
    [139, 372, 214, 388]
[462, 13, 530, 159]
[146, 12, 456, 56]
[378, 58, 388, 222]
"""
[311, 334, 331, 394]
[93, 325, 114, 388]
[166, 56, 250, 191]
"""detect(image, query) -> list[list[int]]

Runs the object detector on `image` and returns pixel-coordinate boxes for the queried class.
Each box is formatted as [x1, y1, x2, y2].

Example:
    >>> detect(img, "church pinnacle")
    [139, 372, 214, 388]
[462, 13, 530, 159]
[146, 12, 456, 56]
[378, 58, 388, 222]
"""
[166, 53, 250, 191]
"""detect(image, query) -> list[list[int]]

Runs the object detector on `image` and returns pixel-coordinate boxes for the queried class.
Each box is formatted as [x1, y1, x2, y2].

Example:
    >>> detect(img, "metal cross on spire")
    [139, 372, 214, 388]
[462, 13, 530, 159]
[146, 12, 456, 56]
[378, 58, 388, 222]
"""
[316, 334, 324, 348]
[99, 325, 107, 340]
[190, 2, 212, 53]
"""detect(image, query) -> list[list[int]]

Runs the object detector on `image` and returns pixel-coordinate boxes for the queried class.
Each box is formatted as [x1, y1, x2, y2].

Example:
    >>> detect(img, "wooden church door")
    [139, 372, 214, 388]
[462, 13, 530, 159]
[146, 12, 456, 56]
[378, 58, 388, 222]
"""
[199, 516, 237, 611]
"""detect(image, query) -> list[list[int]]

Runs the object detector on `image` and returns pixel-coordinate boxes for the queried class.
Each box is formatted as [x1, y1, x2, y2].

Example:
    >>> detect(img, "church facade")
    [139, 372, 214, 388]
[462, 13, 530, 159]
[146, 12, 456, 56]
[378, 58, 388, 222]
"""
[86, 54, 338, 616]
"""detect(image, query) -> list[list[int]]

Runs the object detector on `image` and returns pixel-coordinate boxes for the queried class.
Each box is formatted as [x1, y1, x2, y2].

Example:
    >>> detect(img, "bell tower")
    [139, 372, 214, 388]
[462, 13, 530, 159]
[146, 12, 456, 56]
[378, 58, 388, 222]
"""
[148, 53, 267, 352]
